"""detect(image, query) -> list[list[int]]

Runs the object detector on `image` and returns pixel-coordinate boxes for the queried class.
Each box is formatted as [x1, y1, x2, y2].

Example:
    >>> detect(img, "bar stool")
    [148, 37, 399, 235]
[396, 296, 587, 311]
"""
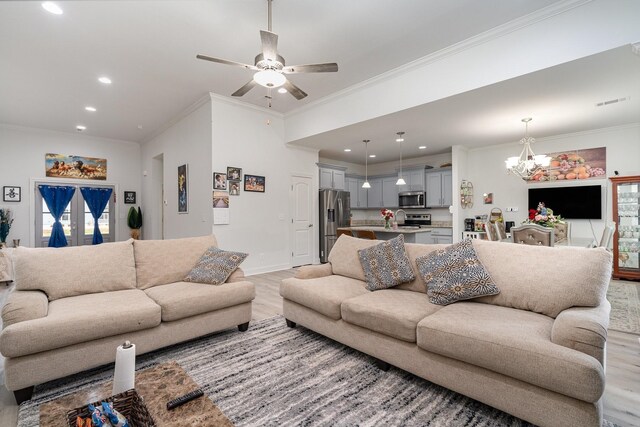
[356, 230, 377, 240]
[337, 229, 353, 238]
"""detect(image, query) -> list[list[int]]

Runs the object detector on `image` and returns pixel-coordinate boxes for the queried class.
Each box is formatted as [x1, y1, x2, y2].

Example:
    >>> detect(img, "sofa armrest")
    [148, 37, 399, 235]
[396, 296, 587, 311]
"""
[226, 267, 245, 283]
[295, 264, 333, 280]
[1, 290, 49, 329]
[551, 300, 610, 365]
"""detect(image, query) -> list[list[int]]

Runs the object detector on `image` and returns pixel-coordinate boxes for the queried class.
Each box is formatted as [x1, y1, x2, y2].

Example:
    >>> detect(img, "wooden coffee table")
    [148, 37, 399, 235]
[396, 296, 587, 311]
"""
[38, 361, 233, 427]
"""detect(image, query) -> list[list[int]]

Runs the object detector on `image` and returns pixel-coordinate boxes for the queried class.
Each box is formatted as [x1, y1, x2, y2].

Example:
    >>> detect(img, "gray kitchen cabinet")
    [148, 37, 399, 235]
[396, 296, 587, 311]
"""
[356, 179, 368, 208]
[398, 167, 425, 192]
[318, 165, 346, 190]
[414, 231, 432, 244]
[431, 227, 453, 244]
[367, 178, 383, 207]
[345, 176, 368, 208]
[425, 169, 453, 207]
[382, 177, 399, 208]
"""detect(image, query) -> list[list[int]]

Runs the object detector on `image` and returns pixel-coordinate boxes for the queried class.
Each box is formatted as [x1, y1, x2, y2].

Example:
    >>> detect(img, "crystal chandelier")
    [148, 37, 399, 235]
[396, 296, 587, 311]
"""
[505, 118, 551, 180]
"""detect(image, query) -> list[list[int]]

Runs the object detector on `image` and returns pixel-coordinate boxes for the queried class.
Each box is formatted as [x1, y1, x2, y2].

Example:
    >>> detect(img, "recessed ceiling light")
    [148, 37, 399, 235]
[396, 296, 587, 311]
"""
[369, 154, 376, 158]
[98, 76, 112, 85]
[76, 125, 86, 131]
[278, 87, 288, 94]
[418, 146, 426, 149]
[42, 2, 63, 15]
[85, 106, 97, 112]
[344, 148, 351, 152]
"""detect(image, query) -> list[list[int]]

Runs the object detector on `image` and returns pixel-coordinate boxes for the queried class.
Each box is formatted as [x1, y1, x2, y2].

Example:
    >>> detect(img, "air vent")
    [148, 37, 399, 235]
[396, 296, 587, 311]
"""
[595, 97, 630, 107]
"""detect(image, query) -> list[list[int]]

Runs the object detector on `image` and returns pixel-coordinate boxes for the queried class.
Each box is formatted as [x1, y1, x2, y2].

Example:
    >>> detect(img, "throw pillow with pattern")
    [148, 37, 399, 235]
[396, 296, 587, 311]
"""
[357, 234, 415, 291]
[184, 246, 248, 285]
[415, 239, 499, 305]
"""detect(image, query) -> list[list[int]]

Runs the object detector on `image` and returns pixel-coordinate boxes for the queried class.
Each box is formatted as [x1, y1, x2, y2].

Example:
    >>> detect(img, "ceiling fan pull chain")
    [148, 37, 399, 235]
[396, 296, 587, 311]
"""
[268, 0, 273, 32]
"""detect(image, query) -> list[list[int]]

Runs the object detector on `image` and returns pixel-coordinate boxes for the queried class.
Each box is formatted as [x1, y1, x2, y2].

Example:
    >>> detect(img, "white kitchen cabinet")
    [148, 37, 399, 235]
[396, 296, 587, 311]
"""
[345, 177, 368, 208]
[318, 165, 346, 190]
[367, 178, 383, 208]
[425, 169, 453, 208]
[382, 177, 398, 208]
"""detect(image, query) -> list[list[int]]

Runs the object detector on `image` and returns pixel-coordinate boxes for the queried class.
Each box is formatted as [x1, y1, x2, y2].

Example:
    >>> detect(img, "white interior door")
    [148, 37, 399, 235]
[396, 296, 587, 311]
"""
[291, 175, 313, 266]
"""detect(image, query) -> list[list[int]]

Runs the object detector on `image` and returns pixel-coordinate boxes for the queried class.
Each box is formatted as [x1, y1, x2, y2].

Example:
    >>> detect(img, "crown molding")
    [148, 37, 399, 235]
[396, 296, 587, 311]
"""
[285, 0, 592, 119]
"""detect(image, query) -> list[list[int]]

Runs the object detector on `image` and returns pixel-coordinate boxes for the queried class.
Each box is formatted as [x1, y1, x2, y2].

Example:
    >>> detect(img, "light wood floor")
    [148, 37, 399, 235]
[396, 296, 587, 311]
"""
[0, 271, 638, 426]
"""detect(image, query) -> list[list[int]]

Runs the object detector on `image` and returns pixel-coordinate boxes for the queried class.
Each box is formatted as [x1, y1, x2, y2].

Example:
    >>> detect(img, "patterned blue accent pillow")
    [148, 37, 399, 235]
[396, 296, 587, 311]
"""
[184, 246, 248, 285]
[357, 234, 415, 291]
[416, 239, 499, 305]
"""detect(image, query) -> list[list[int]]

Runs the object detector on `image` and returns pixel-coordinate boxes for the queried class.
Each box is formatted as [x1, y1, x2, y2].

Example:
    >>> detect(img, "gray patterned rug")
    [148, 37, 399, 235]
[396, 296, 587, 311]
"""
[17, 317, 610, 427]
[607, 280, 640, 335]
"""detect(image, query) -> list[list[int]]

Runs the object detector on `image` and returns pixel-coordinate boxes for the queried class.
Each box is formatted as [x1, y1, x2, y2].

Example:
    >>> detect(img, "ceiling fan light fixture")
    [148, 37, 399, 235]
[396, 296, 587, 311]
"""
[277, 87, 288, 94]
[253, 69, 286, 88]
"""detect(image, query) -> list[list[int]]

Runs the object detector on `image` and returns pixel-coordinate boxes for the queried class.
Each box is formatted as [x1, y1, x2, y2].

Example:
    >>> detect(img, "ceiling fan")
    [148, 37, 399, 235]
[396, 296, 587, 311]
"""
[196, 0, 338, 101]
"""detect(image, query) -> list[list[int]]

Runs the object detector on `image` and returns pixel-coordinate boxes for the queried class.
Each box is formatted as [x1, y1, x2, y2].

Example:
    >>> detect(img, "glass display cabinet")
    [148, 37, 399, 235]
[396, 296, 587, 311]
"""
[610, 175, 640, 281]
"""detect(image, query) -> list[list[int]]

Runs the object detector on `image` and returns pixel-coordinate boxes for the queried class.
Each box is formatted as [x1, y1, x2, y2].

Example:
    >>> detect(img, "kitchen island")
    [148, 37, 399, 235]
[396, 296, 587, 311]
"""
[337, 226, 452, 244]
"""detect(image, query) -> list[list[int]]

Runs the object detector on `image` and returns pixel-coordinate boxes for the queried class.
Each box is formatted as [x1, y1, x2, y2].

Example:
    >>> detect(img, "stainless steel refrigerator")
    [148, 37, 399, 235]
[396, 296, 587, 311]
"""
[319, 189, 351, 263]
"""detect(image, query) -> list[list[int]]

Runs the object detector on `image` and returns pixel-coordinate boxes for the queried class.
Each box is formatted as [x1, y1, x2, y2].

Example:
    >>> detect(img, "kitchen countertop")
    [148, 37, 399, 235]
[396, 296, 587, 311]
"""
[338, 226, 435, 234]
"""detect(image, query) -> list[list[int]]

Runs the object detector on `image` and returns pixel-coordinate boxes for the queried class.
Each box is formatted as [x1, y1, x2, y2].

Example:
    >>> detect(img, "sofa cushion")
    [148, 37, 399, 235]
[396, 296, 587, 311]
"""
[472, 240, 612, 318]
[0, 290, 160, 358]
[416, 302, 605, 403]
[395, 243, 442, 294]
[341, 289, 441, 342]
[184, 247, 248, 285]
[328, 235, 380, 281]
[416, 239, 499, 305]
[134, 235, 218, 289]
[358, 235, 415, 291]
[1, 290, 49, 328]
[280, 275, 369, 320]
[144, 281, 255, 322]
[13, 240, 136, 301]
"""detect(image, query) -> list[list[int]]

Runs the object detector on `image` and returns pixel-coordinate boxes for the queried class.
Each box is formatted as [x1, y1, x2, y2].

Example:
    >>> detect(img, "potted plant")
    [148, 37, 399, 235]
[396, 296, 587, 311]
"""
[0, 208, 13, 248]
[127, 206, 143, 240]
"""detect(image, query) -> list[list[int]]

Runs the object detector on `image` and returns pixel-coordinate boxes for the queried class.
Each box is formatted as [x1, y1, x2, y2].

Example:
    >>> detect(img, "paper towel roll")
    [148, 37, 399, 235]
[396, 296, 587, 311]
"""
[112, 341, 136, 395]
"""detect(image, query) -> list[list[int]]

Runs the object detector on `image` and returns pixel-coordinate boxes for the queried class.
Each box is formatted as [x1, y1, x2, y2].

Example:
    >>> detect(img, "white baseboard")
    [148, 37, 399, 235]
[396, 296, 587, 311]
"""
[244, 263, 292, 276]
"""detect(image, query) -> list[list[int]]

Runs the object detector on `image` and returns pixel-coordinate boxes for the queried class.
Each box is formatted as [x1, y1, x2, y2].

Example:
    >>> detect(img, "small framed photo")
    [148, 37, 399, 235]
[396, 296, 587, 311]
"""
[244, 175, 265, 193]
[214, 172, 227, 190]
[227, 167, 242, 181]
[229, 180, 241, 196]
[3, 186, 21, 202]
[124, 191, 136, 204]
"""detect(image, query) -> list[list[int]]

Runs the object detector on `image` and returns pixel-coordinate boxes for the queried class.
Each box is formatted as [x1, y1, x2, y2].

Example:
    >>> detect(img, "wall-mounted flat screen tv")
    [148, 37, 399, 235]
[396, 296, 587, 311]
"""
[528, 185, 602, 220]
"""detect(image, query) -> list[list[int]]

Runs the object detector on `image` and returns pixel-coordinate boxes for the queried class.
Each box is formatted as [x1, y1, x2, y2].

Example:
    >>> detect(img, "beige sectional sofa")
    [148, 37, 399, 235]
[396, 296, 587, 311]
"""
[0, 234, 254, 403]
[280, 236, 612, 427]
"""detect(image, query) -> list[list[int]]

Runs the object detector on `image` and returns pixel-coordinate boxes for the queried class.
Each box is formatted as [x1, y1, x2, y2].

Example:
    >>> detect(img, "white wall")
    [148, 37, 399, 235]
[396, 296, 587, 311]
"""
[141, 98, 213, 239]
[462, 124, 640, 241]
[0, 124, 141, 246]
[210, 95, 319, 275]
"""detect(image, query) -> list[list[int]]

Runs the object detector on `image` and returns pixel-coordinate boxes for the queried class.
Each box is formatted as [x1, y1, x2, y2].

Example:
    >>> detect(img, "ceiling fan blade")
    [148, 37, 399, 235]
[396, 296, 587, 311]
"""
[260, 30, 279, 62]
[196, 54, 258, 71]
[231, 80, 258, 97]
[283, 79, 308, 100]
[282, 63, 338, 74]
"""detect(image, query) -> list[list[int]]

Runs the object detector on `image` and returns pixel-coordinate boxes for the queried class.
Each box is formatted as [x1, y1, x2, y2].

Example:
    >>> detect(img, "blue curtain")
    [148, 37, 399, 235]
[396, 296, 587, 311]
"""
[80, 187, 113, 245]
[39, 185, 75, 248]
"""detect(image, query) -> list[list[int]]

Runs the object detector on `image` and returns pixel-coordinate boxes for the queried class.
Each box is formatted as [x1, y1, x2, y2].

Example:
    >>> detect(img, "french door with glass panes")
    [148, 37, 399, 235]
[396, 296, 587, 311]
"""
[35, 183, 115, 247]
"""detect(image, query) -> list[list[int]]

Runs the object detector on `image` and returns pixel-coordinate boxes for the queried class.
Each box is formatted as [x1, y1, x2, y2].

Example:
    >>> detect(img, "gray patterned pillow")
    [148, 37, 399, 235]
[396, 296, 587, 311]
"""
[416, 239, 499, 305]
[184, 246, 248, 285]
[357, 234, 415, 291]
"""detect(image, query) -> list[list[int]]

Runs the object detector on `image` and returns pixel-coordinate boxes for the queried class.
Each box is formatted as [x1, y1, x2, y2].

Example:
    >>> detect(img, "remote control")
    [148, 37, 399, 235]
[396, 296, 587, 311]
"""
[166, 388, 204, 410]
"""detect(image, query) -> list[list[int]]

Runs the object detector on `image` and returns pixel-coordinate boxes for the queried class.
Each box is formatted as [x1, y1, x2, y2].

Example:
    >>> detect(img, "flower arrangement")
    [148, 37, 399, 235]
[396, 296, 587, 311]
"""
[0, 208, 14, 244]
[381, 209, 394, 229]
[525, 202, 565, 228]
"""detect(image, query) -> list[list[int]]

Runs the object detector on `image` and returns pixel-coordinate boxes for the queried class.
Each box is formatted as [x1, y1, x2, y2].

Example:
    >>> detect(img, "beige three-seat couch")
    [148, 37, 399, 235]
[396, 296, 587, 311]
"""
[280, 236, 612, 427]
[0, 234, 254, 403]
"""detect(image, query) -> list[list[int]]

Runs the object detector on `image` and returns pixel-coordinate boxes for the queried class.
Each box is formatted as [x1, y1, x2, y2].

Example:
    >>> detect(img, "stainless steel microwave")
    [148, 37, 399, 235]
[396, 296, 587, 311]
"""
[398, 191, 426, 209]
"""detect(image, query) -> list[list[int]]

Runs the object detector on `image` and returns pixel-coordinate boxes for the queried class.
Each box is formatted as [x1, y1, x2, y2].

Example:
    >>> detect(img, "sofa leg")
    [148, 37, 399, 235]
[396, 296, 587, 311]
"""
[373, 358, 390, 372]
[13, 386, 34, 404]
[237, 322, 249, 332]
[285, 319, 297, 328]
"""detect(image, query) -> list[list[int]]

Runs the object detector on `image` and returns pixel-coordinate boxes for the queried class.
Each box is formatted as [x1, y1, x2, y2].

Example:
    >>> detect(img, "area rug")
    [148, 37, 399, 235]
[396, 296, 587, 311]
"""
[17, 316, 613, 427]
[607, 280, 640, 335]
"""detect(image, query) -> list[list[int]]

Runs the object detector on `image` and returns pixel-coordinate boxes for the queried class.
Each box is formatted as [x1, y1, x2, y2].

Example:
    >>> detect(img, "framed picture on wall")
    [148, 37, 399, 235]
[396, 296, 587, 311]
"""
[213, 172, 227, 190]
[227, 167, 242, 181]
[178, 164, 188, 213]
[229, 181, 241, 196]
[244, 175, 265, 193]
[3, 186, 21, 202]
[124, 191, 136, 204]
